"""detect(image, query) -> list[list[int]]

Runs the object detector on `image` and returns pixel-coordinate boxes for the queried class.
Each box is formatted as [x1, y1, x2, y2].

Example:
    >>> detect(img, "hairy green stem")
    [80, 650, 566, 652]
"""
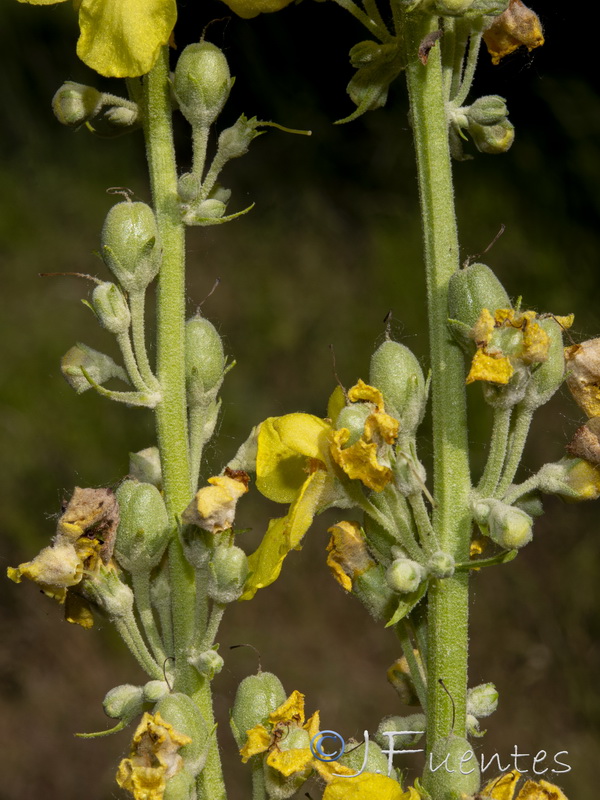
[404, 12, 472, 796]
[395, 619, 428, 709]
[131, 570, 168, 665]
[495, 406, 534, 498]
[114, 610, 163, 680]
[116, 330, 152, 393]
[477, 406, 511, 497]
[129, 288, 160, 391]
[408, 493, 438, 554]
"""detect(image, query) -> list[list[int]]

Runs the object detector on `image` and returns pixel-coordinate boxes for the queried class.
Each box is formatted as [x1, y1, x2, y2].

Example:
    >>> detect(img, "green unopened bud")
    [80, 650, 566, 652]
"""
[467, 95, 508, 126]
[155, 692, 209, 777]
[338, 737, 389, 775]
[143, 680, 170, 703]
[52, 81, 103, 126]
[537, 458, 600, 502]
[103, 684, 144, 721]
[163, 769, 196, 800]
[177, 173, 202, 203]
[448, 263, 511, 345]
[353, 562, 398, 620]
[346, 63, 395, 117]
[208, 544, 248, 603]
[173, 42, 233, 128]
[61, 342, 128, 394]
[91, 282, 131, 335]
[218, 115, 262, 160]
[521, 318, 566, 411]
[185, 315, 226, 404]
[469, 118, 515, 154]
[424, 737, 480, 797]
[192, 199, 227, 220]
[115, 481, 170, 570]
[427, 550, 455, 578]
[129, 446, 162, 488]
[369, 339, 427, 434]
[188, 647, 224, 679]
[101, 201, 160, 292]
[82, 563, 134, 620]
[375, 714, 425, 749]
[467, 682, 498, 718]
[473, 498, 533, 549]
[386, 558, 426, 593]
[103, 105, 138, 127]
[349, 40, 389, 68]
[335, 403, 371, 444]
[230, 671, 287, 748]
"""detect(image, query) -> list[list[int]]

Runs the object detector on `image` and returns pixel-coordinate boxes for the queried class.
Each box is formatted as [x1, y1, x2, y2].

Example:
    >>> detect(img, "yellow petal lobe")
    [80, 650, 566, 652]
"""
[466, 350, 514, 385]
[347, 379, 385, 411]
[331, 429, 393, 491]
[267, 747, 313, 777]
[481, 770, 520, 799]
[269, 690, 305, 725]
[322, 772, 409, 800]
[218, 0, 294, 19]
[240, 725, 271, 762]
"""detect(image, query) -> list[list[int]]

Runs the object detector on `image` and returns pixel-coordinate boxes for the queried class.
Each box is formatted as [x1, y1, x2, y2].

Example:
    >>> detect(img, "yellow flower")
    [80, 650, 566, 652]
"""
[483, 0, 544, 65]
[477, 770, 568, 799]
[466, 308, 552, 386]
[17, 0, 177, 78]
[326, 521, 375, 592]
[240, 690, 354, 784]
[218, 0, 295, 20]
[182, 471, 249, 533]
[116, 712, 192, 800]
[323, 772, 418, 800]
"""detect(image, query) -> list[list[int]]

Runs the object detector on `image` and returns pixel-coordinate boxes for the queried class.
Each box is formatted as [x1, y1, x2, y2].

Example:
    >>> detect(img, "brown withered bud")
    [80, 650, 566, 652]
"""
[565, 338, 600, 419]
[58, 487, 119, 564]
[387, 654, 422, 705]
[483, 0, 544, 65]
[567, 417, 600, 466]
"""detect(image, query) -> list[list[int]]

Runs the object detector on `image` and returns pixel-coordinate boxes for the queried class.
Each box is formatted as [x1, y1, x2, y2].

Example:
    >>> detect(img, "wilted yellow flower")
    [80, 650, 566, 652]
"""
[326, 521, 375, 592]
[17, 0, 177, 77]
[565, 338, 600, 418]
[476, 769, 568, 799]
[323, 772, 418, 800]
[116, 712, 192, 800]
[483, 0, 544, 65]
[182, 471, 249, 533]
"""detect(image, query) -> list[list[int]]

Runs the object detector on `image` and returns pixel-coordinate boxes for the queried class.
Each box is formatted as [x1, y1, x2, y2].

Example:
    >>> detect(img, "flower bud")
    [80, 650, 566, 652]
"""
[129, 446, 162, 488]
[115, 481, 171, 570]
[61, 343, 128, 394]
[520, 317, 566, 411]
[473, 498, 533, 549]
[218, 114, 262, 160]
[173, 42, 233, 128]
[91, 282, 131, 335]
[103, 684, 144, 720]
[52, 81, 102, 126]
[230, 671, 287, 748]
[468, 118, 515, 154]
[424, 737, 480, 797]
[334, 403, 371, 444]
[433, 0, 476, 14]
[155, 693, 209, 777]
[345, 61, 400, 120]
[185, 315, 226, 405]
[163, 769, 196, 800]
[567, 417, 600, 467]
[82, 563, 134, 620]
[177, 173, 202, 203]
[375, 714, 425, 749]
[467, 682, 498, 718]
[448, 263, 511, 348]
[101, 202, 160, 292]
[427, 550, 455, 578]
[143, 680, 170, 703]
[338, 737, 389, 776]
[369, 340, 427, 434]
[208, 544, 248, 603]
[349, 40, 388, 68]
[386, 558, 426, 593]
[353, 562, 398, 621]
[538, 458, 600, 502]
[467, 95, 508, 126]
[188, 647, 224, 679]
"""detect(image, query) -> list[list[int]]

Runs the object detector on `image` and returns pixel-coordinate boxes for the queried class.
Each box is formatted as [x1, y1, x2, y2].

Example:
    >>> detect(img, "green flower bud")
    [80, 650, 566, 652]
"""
[469, 118, 515, 155]
[163, 769, 196, 800]
[349, 40, 390, 68]
[448, 263, 511, 345]
[386, 558, 426, 593]
[427, 550, 455, 578]
[338, 737, 390, 775]
[102, 105, 138, 127]
[155, 692, 209, 777]
[82, 563, 134, 620]
[467, 682, 498, 718]
[520, 318, 566, 411]
[467, 95, 508, 126]
[52, 81, 103, 126]
[346, 63, 396, 118]
[185, 315, 226, 405]
[143, 680, 170, 703]
[230, 671, 287, 748]
[192, 199, 227, 220]
[375, 714, 425, 750]
[335, 403, 371, 444]
[91, 282, 131, 335]
[173, 42, 233, 128]
[369, 340, 427, 434]
[217, 114, 262, 160]
[188, 647, 224, 679]
[537, 458, 600, 502]
[103, 684, 144, 720]
[473, 498, 533, 549]
[61, 342, 128, 394]
[129, 446, 162, 488]
[353, 562, 398, 620]
[514, 491, 544, 518]
[424, 737, 480, 797]
[181, 525, 212, 569]
[208, 544, 249, 603]
[101, 201, 160, 292]
[115, 481, 170, 570]
[177, 173, 202, 203]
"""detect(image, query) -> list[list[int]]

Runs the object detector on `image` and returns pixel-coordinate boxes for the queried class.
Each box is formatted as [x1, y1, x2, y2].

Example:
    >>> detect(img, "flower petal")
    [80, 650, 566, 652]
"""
[76, 0, 177, 77]
[240, 724, 272, 762]
[218, 0, 294, 19]
[466, 350, 514, 385]
[482, 770, 520, 799]
[322, 772, 409, 800]
[269, 690, 306, 725]
[267, 747, 313, 777]
[331, 428, 393, 491]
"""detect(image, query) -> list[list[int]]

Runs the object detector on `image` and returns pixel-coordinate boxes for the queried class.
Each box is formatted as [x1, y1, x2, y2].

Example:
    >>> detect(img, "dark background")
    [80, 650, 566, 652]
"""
[1, 1, 599, 798]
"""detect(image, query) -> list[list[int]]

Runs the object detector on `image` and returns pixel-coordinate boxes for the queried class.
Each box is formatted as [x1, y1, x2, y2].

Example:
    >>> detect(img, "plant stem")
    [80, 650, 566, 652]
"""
[113, 610, 163, 680]
[131, 570, 168, 665]
[143, 48, 198, 693]
[129, 288, 160, 391]
[495, 406, 534, 498]
[477, 406, 511, 497]
[404, 12, 472, 797]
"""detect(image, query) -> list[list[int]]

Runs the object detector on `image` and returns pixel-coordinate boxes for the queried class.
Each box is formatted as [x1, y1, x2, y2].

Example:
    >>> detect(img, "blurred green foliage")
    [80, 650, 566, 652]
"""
[1, 1, 599, 798]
